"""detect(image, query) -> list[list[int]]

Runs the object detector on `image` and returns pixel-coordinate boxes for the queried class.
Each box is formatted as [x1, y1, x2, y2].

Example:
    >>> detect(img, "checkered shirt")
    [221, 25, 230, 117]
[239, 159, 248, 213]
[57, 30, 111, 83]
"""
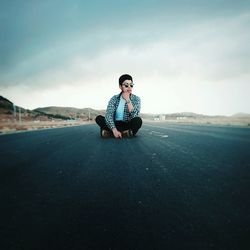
[105, 93, 141, 130]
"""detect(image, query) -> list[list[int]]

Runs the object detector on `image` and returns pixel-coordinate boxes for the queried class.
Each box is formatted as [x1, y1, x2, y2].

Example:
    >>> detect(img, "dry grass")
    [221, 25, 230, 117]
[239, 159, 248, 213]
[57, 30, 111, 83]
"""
[0, 120, 94, 134]
[151, 117, 250, 127]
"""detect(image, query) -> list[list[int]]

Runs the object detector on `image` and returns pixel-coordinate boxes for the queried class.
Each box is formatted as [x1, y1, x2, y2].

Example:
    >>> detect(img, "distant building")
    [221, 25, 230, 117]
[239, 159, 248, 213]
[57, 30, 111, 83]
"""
[159, 114, 166, 120]
[177, 116, 187, 120]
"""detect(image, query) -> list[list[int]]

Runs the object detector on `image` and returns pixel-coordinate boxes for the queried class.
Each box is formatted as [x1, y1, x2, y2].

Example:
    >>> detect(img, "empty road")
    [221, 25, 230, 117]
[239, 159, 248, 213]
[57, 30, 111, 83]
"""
[0, 122, 250, 250]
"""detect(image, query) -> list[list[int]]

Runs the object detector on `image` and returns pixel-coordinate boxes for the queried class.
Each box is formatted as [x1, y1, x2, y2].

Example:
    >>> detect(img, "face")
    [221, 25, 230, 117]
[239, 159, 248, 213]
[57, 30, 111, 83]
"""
[119, 80, 134, 94]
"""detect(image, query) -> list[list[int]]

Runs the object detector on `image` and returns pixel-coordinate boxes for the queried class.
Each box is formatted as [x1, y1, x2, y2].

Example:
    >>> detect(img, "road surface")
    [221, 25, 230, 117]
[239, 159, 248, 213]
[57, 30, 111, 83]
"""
[0, 122, 250, 250]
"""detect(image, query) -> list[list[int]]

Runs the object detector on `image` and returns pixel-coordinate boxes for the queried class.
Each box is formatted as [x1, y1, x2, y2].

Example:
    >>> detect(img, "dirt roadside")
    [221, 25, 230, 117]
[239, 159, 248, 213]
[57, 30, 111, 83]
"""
[0, 120, 95, 135]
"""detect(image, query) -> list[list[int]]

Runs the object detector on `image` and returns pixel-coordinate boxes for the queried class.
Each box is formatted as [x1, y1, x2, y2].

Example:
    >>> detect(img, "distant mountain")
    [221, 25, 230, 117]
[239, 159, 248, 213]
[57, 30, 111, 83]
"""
[231, 113, 250, 118]
[0, 95, 13, 107]
[0, 96, 26, 114]
[0, 96, 75, 121]
[34, 106, 105, 120]
[165, 112, 207, 118]
[1, 95, 249, 121]
[156, 112, 227, 118]
[0, 96, 13, 113]
[0, 96, 105, 121]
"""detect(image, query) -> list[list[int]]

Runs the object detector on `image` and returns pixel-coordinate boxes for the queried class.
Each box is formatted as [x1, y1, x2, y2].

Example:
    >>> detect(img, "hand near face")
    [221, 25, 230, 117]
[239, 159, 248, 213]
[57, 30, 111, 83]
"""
[122, 92, 130, 101]
[120, 80, 133, 101]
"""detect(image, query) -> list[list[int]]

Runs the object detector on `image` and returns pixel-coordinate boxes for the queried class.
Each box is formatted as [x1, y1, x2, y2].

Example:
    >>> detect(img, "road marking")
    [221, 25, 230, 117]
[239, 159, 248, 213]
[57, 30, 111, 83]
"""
[141, 128, 169, 138]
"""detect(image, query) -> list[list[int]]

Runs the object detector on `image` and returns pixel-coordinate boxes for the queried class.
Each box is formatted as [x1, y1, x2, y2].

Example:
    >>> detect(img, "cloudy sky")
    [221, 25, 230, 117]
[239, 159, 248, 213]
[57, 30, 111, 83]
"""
[0, 0, 249, 115]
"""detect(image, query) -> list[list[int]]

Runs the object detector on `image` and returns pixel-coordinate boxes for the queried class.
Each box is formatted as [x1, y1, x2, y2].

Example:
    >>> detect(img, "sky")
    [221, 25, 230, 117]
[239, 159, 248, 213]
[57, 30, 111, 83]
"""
[0, 0, 250, 115]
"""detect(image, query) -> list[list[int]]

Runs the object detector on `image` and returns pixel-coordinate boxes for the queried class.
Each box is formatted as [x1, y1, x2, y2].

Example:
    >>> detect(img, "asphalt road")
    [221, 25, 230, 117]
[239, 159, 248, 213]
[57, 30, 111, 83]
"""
[0, 122, 250, 250]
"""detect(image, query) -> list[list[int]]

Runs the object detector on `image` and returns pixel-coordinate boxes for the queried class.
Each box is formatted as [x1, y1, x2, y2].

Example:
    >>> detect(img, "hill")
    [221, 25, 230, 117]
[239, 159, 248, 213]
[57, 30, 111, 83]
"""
[1, 95, 250, 133]
[34, 106, 105, 120]
[231, 113, 250, 118]
[0, 96, 76, 121]
[0, 96, 96, 133]
[0, 96, 26, 114]
[0, 96, 13, 112]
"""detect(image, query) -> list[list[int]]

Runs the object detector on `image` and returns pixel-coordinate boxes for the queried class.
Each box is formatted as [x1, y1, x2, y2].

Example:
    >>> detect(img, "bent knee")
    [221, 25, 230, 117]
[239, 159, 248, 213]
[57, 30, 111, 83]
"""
[131, 117, 142, 125]
[95, 115, 104, 124]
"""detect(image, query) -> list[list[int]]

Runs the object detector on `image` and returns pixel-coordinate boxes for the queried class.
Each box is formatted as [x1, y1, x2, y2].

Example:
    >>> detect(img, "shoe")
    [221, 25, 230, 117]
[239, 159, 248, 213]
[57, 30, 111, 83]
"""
[101, 129, 112, 138]
[122, 129, 133, 137]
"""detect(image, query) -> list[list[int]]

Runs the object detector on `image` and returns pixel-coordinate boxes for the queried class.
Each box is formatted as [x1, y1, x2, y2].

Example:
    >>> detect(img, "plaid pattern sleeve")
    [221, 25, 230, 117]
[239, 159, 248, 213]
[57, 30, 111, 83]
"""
[129, 95, 141, 119]
[105, 95, 118, 130]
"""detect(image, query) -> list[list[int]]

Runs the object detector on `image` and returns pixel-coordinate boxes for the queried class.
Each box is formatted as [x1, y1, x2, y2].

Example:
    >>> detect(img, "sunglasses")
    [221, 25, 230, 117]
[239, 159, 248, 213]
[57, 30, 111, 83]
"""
[122, 83, 134, 88]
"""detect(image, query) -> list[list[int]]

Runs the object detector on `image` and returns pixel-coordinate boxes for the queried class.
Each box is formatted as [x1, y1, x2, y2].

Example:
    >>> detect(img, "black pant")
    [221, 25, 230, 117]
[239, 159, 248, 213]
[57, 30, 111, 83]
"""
[95, 115, 142, 135]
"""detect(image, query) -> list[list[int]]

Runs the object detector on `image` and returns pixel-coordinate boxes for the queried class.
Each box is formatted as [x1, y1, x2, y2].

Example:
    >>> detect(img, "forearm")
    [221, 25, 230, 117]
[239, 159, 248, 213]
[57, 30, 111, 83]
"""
[105, 114, 115, 130]
[105, 96, 117, 130]
[112, 127, 118, 133]
[129, 97, 141, 117]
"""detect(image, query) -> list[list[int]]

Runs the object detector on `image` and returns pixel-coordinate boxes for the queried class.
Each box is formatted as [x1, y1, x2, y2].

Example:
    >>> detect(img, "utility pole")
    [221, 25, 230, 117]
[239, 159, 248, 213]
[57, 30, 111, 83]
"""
[18, 107, 22, 124]
[13, 104, 16, 121]
[88, 108, 90, 121]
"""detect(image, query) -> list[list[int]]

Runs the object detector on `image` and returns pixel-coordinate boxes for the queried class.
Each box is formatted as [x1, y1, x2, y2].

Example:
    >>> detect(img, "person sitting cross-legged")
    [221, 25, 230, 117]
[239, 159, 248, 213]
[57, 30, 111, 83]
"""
[95, 74, 142, 138]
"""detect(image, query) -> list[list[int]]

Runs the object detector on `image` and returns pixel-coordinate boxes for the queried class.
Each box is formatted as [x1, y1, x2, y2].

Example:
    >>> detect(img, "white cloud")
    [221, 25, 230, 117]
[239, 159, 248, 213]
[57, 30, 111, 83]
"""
[1, 12, 250, 115]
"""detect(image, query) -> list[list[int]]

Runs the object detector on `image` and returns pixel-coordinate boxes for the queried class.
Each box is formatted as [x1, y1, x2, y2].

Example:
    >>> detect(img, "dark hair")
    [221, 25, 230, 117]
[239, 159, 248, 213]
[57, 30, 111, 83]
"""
[119, 74, 133, 86]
